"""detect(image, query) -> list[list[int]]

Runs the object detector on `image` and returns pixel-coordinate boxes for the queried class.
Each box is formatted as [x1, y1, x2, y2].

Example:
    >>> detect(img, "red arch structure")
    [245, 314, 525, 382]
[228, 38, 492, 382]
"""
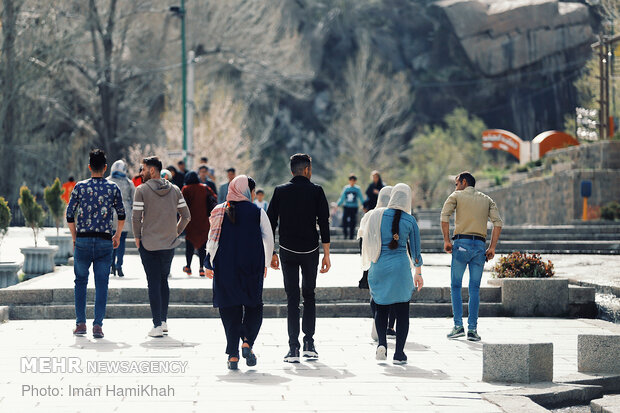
[531, 131, 579, 159]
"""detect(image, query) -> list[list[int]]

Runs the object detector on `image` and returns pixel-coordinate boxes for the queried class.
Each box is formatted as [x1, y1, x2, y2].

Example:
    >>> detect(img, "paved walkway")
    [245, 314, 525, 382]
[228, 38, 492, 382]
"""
[0, 317, 618, 412]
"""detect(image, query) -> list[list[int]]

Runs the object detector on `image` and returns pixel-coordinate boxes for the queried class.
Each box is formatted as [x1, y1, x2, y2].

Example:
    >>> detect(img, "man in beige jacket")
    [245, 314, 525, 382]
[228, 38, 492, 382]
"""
[440, 171, 503, 342]
[133, 156, 191, 337]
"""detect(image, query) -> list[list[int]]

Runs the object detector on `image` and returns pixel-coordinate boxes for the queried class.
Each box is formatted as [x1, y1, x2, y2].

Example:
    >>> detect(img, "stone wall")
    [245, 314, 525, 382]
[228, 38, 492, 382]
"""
[486, 170, 620, 226]
[485, 141, 620, 225]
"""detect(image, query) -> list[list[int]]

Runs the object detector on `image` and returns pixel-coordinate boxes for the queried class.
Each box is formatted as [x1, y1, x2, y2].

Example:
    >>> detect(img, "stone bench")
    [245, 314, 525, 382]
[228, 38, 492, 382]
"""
[591, 395, 620, 413]
[578, 335, 620, 374]
[483, 343, 553, 383]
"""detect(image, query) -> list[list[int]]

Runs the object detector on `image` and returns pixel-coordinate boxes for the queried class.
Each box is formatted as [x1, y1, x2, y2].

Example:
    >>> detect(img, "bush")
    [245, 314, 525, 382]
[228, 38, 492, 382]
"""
[0, 197, 10, 256]
[44, 178, 65, 235]
[601, 201, 620, 221]
[492, 252, 554, 279]
[18, 186, 45, 247]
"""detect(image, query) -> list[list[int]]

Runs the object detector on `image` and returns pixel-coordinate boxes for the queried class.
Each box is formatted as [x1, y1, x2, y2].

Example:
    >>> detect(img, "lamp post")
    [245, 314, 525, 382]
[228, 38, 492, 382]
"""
[170, 1, 188, 167]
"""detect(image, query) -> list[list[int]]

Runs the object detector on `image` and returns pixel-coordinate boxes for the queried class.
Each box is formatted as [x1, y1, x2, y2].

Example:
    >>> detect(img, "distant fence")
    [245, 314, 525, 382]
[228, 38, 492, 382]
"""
[8, 203, 57, 228]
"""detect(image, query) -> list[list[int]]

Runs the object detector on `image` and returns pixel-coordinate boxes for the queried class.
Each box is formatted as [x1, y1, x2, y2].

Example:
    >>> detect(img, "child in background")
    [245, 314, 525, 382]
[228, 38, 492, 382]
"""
[253, 189, 269, 211]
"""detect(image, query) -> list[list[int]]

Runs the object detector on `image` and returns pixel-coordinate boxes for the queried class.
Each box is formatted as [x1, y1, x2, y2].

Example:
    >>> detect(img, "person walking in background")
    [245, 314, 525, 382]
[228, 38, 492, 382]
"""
[66, 149, 125, 339]
[364, 183, 423, 364]
[61, 176, 76, 205]
[364, 171, 385, 212]
[133, 156, 191, 338]
[268, 153, 331, 363]
[205, 175, 274, 370]
[357, 186, 397, 341]
[218, 167, 236, 203]
[198, 165, 218, 195]
[337, 174, 365, 240]
[167, 166, 184, 189]
[132, 165, 143, 187]
[441, 171, 503, 342]
[253, 188, 269, 211]
[199, 156, 216, 181]
[181, 171, 217, 277]
[107, 160, 135, 278]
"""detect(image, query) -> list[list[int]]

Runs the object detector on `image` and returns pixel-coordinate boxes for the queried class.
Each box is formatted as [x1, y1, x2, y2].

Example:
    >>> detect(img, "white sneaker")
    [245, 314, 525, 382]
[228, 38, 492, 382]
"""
[161, 321, 168, 334]
[376, 345, 387, 361]
[148, 326, 164, 337]
[371, 320, 378, 342]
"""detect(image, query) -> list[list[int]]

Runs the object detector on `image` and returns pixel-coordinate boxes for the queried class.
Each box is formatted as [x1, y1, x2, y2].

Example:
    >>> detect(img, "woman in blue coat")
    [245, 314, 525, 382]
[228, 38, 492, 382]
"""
[206, 175, 274, 370]
[364, 183, 424, 364]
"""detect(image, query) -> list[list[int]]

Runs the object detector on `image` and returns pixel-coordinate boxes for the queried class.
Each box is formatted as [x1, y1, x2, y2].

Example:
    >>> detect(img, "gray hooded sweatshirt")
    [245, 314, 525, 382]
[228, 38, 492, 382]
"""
[132, 178, 191, 251]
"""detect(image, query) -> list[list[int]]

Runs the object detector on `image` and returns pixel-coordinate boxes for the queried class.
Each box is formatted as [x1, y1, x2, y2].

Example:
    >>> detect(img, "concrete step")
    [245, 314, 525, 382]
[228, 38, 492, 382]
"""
[0, 286, 502, 305]
[7, 302, 505, 320]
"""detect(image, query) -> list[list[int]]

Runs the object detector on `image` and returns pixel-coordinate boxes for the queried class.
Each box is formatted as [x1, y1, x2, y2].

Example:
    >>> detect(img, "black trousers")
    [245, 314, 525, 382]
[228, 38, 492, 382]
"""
[342, 207, 358, 240]
[370, 299, 396, 329]
[185, 240, 206, 268]
[280, 248, 319, 348]
[219, 304, 263, 358]
[139, 245, 174, 327]
[375, 301, 410, 356]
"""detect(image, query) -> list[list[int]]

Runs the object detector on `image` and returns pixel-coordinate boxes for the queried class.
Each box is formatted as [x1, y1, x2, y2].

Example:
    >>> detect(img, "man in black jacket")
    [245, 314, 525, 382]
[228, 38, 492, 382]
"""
[267, 153, 331, 363]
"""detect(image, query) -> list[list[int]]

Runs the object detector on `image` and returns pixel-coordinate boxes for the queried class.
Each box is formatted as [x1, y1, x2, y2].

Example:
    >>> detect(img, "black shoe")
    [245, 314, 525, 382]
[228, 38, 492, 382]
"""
[467, 330, 481, 342]
[284, 347, 300, 363]
[302, 341, 318, 359]
[242, 344, 257, 367]
[117, 267, 124, 277]
[386, 327, 397, 337]
[393, 352, 407, 365]
[227, 356, 239, 370]
[110, 264, 116, 276]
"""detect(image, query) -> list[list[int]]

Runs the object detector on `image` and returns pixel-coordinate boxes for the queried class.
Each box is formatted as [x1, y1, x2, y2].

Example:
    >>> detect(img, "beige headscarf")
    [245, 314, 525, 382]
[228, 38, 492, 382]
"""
[358, 186, 392, 270]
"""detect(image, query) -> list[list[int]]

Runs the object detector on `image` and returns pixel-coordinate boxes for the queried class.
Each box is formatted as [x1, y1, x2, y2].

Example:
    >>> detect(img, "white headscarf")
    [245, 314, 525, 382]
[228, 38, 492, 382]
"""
[358, 186, 392, 271]
[360, 184, 412, 270]
[387, 183, 412, 213]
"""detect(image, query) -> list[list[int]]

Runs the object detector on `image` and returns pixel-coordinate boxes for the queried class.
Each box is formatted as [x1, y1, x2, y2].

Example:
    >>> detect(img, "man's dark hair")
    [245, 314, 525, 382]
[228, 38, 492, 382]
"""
[198, 165, 208, 172]
[167, 165, 177, 174]
[89, 149, 106, 172]
[290, 153, 312, 176]
[200, 157, 208, 163]
[226, 167, 236, 173]
[143, 156, 162, 172]
[68, 176, 75, 182]
[177, 160, 185, 166]
[348, 174, 357, 181]
[457, 171, 476, 187]
[256, 188, 264, 195]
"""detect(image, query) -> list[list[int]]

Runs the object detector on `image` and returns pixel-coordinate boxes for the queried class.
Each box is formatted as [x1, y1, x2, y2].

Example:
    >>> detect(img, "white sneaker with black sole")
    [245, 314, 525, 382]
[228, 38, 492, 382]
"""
[161, 321, 168, 335]
[148, 326, 164, 338]
[376, 345, 387, 361]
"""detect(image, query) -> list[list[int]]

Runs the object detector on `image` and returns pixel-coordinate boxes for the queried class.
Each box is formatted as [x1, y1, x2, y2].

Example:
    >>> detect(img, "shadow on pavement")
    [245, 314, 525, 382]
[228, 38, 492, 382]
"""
[381, 364, 450, 380]
[70, 337, 132, 352]
[216, 370, 292, 385]
[283, 361, 356, 380]
[139, 336, 200, 349]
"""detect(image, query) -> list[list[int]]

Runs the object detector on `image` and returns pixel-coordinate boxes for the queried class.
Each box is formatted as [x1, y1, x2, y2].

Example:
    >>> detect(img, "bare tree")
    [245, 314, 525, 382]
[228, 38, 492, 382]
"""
[329, 35, 414, 175]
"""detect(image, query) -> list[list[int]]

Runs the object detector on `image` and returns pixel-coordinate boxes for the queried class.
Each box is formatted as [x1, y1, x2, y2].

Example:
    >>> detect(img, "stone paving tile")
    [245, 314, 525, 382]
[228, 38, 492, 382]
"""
[0, 317, 618, 412]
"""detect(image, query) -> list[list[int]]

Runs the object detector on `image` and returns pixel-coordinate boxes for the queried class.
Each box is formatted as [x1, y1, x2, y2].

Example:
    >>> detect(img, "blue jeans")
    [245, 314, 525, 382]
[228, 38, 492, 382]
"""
[111, 232, 128, 268]
[74, 237, 114, 326]
[450, 238, 487, 330]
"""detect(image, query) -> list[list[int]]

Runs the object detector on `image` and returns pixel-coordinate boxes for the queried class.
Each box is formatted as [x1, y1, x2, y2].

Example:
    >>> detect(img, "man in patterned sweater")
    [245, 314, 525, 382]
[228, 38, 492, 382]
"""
[67, 149, 125, 339]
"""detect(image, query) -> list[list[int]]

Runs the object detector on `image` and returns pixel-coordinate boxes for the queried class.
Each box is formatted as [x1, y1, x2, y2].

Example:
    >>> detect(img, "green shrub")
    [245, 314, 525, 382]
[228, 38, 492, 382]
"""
[44, 178, 65, 236]
[0, 197, 10, 256]
[601, 201, 620, 221]
[492, 252, 554, 279]
[516, 165, 528, 173]
[18, 186, 45, 247]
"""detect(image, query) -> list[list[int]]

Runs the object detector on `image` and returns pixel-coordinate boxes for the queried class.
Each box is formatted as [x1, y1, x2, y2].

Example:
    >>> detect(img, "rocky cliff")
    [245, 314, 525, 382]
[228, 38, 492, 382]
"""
[189, 0, 598, 184]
